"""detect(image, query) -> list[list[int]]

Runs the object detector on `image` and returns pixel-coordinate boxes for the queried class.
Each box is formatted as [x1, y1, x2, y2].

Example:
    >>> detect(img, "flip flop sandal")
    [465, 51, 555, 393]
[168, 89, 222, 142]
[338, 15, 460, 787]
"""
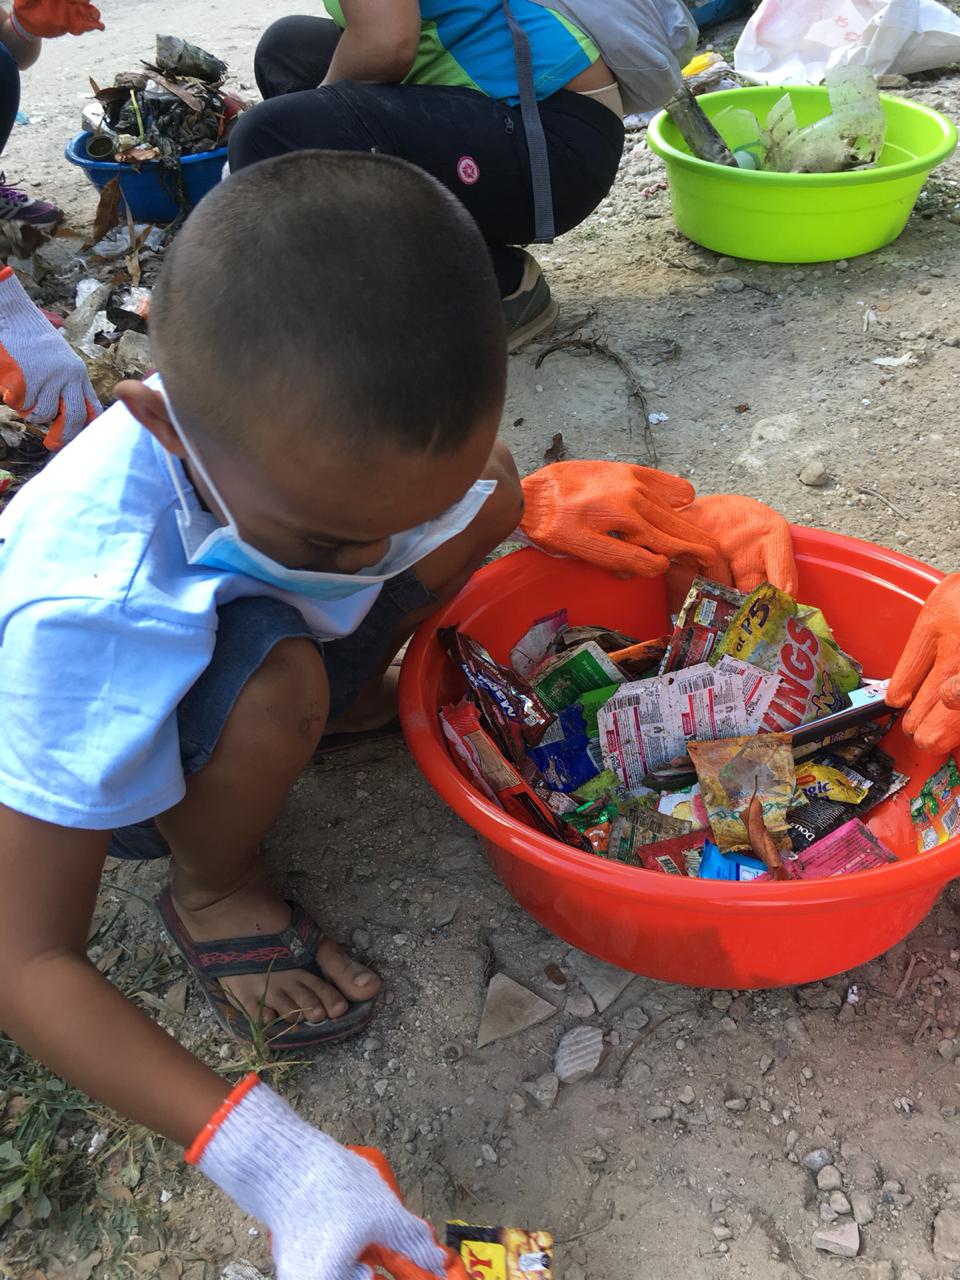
[157, 886, 377, 1052]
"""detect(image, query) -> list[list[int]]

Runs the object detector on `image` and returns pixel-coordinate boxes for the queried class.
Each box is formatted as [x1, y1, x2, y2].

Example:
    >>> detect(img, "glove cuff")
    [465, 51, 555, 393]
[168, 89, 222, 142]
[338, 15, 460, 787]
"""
[0, 266, 61, 335]
[9, 9, 33, 39]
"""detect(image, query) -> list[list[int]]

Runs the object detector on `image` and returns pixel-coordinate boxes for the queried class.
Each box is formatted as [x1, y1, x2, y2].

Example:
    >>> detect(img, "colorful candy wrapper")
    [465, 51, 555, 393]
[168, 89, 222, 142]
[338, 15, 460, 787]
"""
[510, 609, 568, 680]
[687, 733, 796, 853]
[657, 784, 709, 830]
[533, 641, 626, 713]
[446, 1223, 554, 1280]
[699, 839, 767, 882]
[606, 635, 670, 678]
[660, 577, 746, 673]
[440, 627, 554, 755]
[755, 818, 897, 881]
[571, 768, 640, 807]
[439, 699, 562, 840]
[796, 758, 871, 805]
[789, 746, 907, 852]
[557, 625, 638, 653]
[564, 801, 618, 854]
[711, 583, 859, 730]
[526, 705, 600, 793]
[910, 758, 960, 852]
[616, 827, 703, 875]
[597, 662, 764, 789]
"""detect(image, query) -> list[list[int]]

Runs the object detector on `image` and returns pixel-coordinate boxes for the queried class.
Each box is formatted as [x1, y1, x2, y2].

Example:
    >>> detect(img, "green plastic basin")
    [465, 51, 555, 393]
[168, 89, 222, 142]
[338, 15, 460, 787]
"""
[646, 85, 958, 263]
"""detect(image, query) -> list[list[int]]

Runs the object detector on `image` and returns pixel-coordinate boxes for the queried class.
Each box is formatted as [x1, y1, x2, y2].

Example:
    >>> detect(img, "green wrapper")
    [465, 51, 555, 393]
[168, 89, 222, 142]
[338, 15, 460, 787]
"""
[577, 683, 622, 738]
[533, 642, 626, 713]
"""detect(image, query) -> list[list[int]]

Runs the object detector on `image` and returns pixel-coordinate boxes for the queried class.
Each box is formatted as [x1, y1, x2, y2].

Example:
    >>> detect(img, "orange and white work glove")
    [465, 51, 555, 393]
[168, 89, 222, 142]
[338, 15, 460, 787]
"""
[519, 461, 720, 577]
[668, 493, 798, 597]
[11, 0, 103, 38]
[0, 266, 101, 449]
[888, 574, 960, 754]
[187, 1074, 466, 1280]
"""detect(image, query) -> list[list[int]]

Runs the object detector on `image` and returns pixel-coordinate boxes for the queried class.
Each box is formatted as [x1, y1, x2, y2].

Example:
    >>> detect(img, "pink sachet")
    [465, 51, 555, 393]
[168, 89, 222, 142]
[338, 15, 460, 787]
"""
[754, 818, 897, 882]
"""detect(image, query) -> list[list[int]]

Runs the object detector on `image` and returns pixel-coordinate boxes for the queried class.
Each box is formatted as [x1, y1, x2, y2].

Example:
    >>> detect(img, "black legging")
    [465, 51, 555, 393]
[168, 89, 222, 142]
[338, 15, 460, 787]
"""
[228, 15, 625, 295]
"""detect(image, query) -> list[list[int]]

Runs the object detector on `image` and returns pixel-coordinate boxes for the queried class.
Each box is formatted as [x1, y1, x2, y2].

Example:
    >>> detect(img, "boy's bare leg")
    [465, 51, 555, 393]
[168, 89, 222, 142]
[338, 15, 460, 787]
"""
[157, 445, 522, 1027]
[156, 635, 372, 1026]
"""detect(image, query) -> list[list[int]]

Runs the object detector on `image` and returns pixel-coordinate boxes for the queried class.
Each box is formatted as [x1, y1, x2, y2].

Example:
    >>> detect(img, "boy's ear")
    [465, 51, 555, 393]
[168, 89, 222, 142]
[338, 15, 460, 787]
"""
[113, 380, 186, 458]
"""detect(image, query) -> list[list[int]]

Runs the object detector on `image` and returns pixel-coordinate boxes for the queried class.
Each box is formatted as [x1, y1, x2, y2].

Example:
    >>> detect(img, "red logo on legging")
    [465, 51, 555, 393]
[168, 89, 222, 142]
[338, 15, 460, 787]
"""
[457, 155, 480, 185]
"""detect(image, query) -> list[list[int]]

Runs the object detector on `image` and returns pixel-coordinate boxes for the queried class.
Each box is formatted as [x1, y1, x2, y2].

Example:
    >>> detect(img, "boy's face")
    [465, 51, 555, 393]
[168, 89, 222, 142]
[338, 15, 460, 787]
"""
[124, 382, 502, 576]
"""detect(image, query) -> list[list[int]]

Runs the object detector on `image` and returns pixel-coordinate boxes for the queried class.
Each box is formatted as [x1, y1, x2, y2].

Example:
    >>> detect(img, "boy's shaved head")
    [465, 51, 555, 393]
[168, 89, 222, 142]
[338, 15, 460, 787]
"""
[150, 150, 506, 456]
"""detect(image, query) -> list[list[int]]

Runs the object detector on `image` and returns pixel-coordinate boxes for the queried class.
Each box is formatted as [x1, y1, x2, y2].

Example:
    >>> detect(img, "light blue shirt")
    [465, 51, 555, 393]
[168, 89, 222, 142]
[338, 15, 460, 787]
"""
[0, 391, 385, 831]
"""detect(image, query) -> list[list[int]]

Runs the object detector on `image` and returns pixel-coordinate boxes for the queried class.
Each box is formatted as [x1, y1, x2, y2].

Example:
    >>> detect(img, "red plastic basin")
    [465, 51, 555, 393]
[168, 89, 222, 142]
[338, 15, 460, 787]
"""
[399, 531, 960, 990]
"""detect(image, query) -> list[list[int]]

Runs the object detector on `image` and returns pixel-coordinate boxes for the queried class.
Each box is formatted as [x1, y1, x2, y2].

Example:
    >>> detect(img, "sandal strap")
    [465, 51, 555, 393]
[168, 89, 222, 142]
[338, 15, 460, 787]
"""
[190, 902, 324, 979]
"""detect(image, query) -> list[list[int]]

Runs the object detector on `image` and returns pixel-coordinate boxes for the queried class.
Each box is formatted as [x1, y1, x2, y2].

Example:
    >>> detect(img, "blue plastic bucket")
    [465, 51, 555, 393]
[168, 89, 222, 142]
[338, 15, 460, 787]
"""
[64, 132, 227, 223]
[689, 0, 753, 29]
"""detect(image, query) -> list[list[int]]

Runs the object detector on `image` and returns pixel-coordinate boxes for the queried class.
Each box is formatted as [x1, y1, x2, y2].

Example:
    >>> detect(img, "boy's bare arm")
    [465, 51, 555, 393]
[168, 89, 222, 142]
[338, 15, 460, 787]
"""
[0, 803, 228, 1147]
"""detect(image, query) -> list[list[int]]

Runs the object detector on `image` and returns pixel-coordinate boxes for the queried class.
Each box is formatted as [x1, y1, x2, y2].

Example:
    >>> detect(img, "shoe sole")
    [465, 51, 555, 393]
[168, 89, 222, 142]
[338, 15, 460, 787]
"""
[507, 296, 560, 354]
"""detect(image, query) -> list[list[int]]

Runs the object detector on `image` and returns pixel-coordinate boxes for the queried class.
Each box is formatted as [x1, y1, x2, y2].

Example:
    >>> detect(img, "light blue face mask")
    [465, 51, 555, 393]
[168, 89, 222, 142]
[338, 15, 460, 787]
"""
[162, 392, 497, 603]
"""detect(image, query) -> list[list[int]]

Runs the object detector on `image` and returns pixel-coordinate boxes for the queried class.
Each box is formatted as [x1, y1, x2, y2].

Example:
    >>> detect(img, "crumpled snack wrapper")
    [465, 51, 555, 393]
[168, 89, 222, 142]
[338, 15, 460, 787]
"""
[688, 732, 796, 853]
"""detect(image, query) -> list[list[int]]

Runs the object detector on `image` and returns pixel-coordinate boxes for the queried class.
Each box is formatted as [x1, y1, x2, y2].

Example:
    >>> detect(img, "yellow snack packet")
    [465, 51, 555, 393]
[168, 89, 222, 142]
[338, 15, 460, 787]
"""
[795, 759, 871, 805]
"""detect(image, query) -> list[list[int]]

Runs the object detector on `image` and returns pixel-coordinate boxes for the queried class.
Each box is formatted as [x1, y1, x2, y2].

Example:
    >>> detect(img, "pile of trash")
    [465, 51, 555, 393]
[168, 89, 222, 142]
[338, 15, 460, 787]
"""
[83, 36, 244, 166]
[666, 65, 888, 174]
[438, 574, 928, 885]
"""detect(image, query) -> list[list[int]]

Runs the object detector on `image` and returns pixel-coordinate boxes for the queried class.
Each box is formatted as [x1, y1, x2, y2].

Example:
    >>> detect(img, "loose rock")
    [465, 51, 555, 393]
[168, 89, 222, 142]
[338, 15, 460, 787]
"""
[554, 1025, 605, 1084]
[802, 1148, 835, 1174]
[799, 460, 829, 488]
[565, 993, 596, 1020]
[645, 1104, 672, 1122]
[622, 1006, 650, 1031]
[817, 1166, 844, 1192]
[934, 1207, 960, 1262]
[523, 1073, 560, 1111]
[712, 1225, 733, 1241]
[850, 1192, 874, 1226]
[812, 1221, 860, 1258]
[568, 950, 635, 1013]
[725, 1097, 748, 1113]
[678, 1085, 696, 1106]
[477, 973, 557, 1048]
[430, 893, 460, 930]
[829, 1191, 851, 1215]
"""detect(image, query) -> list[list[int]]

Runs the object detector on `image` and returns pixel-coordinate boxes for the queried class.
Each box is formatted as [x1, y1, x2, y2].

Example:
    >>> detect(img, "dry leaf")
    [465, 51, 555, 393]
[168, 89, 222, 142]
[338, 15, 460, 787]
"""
[89, 178, 123, 248]
[543, 431, 568, 463]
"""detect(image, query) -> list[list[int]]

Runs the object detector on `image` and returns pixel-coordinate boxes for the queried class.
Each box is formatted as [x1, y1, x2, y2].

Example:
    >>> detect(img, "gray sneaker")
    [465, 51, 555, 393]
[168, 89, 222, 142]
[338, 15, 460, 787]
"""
[502, 250, 559, 352]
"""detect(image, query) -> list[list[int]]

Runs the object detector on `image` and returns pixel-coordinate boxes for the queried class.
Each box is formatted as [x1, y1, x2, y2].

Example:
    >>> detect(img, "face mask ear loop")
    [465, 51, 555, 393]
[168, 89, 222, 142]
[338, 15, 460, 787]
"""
[161, 388, 237, 531]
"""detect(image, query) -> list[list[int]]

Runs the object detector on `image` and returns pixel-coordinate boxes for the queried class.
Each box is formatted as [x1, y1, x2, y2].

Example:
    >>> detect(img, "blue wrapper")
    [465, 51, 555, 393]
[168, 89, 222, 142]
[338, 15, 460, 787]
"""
[699, 839, 767, 882]
[527, 705, 600, 793]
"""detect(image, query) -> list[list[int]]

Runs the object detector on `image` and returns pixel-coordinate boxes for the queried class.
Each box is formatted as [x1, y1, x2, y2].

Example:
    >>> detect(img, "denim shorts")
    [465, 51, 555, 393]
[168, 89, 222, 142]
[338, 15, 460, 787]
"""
[109, 570, 436, 860]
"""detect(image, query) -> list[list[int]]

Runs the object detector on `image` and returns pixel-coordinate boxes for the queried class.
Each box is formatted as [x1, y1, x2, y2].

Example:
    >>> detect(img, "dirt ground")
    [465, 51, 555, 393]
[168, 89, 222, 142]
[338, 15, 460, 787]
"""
[6, 3, 960, 1280]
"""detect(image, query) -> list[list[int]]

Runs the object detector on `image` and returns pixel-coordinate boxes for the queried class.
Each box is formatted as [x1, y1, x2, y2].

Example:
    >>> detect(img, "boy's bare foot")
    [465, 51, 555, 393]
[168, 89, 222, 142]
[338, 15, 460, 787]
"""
[170, 871, 380, 1026]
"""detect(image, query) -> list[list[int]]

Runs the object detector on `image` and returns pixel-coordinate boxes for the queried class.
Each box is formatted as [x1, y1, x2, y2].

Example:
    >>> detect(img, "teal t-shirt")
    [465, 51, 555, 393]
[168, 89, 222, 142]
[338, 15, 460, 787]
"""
[323, 1, 599, 103]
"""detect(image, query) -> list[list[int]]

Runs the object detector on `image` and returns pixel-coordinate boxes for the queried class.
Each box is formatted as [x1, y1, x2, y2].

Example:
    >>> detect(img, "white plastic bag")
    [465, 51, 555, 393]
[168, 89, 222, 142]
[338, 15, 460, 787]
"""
[734, 0, 960, 85]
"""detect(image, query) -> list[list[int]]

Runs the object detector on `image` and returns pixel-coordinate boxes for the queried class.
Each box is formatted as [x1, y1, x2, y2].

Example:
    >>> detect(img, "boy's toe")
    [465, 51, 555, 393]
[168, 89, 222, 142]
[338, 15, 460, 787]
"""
[317, 937, 381, 1001]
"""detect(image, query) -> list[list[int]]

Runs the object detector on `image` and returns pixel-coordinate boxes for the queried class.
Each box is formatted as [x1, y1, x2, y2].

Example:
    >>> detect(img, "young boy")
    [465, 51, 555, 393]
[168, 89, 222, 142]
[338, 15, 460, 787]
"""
[0, 150, 531, 1277]
[0, 146, 950, 1277]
